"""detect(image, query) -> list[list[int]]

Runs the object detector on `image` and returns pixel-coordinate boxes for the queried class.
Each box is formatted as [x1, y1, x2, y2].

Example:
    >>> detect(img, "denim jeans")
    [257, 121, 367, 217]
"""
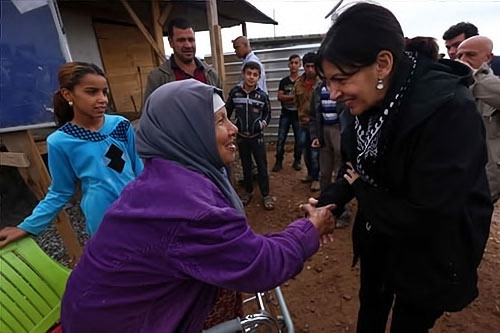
[275, 112, 301, 163]
[298, 126, 319, 180]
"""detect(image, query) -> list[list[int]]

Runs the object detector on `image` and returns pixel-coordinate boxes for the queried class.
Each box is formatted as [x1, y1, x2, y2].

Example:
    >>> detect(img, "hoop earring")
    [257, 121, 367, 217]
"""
[68, 101, 73, 106]
[376, 79, 384, 90]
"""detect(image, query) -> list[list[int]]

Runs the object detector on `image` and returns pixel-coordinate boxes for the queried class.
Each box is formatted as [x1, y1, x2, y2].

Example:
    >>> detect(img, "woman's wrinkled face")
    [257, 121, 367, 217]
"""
[321, 60, 386, 116]
[214, 107, 238, 165]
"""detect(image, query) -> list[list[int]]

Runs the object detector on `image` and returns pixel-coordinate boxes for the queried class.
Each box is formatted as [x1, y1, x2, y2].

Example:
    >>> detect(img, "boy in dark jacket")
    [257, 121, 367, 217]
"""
[226, 61, 274, 210]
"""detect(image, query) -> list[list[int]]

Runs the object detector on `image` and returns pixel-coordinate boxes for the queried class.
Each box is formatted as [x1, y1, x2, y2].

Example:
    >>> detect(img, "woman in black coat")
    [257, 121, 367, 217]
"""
[316, 3, 493, 332]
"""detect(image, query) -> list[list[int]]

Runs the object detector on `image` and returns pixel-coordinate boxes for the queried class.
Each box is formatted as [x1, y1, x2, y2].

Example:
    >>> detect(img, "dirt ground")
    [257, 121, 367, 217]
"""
[241, 143, 500, 332]
[1, 142, 499, 332]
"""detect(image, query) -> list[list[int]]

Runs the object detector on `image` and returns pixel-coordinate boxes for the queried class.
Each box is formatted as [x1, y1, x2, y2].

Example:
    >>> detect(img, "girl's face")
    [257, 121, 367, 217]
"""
[63, 73, 108, 121]
[214, 107, 238, 165]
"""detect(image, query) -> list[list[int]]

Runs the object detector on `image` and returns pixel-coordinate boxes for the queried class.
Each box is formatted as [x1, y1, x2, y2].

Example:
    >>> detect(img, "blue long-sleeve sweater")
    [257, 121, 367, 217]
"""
[18, 115, 143, 236]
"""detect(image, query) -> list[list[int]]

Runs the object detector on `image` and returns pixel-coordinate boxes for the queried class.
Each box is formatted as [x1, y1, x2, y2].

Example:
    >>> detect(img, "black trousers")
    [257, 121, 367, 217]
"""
[237, 134, 269, 197]
[357, 247, 444, 333]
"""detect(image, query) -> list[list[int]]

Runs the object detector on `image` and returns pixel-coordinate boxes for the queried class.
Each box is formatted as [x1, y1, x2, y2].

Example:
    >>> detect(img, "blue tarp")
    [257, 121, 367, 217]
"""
[0, 0, 67, 131]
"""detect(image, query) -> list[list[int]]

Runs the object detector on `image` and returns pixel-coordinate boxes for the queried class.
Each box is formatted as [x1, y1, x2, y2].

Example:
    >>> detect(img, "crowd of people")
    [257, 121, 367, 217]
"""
[0, 2, 498, 332]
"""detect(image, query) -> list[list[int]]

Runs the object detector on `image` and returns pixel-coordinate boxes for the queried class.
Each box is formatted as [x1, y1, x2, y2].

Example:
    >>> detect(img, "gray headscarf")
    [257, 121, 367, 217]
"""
[136, 79, 244, 213]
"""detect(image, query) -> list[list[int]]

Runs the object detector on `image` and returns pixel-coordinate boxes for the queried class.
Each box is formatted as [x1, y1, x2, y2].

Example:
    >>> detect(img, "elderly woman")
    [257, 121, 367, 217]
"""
[316, 3, 492, 333]
[61, 79, 334, 332]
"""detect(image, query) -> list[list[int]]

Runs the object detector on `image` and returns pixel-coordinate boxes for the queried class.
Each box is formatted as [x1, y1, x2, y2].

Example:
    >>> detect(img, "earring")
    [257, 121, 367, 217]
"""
[376, 79, 384, 90]
[68, 101, 73, 106]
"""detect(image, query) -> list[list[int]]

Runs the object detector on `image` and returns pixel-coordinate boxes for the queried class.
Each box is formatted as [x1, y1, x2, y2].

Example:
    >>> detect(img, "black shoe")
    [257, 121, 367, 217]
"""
[272, 162, 283, 172]
[292, 161, 301, 171]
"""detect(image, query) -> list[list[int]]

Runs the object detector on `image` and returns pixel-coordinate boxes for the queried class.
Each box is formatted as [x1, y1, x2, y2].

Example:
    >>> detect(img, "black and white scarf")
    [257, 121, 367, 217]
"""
[355, 52, 418, 186]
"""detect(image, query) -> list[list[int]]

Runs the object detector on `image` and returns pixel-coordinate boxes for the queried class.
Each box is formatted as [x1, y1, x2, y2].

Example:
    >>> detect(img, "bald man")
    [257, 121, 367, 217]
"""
[458, 36, 500, 201]
[232, 36, 268, 93]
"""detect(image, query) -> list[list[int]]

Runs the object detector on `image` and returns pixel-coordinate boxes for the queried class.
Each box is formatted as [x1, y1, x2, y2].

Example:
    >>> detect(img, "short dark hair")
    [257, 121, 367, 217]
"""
[318, 3, 404, 75]
[167, 18, 194, 37]
[243, 61, 261, 74]
[302, 52, 316, 65]
[289, 54, 300, 62]
[405, 36, 439, 61]
[442, 22, 478, 41]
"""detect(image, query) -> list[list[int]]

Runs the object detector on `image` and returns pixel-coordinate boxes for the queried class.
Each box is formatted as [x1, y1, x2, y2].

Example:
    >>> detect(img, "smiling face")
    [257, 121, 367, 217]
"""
[242, 67, 260, 90]
[168, 26, 196, 64]
[61, 73, 108, 121]
[321, 61, 382, 116]
[214, 107, 238, 165]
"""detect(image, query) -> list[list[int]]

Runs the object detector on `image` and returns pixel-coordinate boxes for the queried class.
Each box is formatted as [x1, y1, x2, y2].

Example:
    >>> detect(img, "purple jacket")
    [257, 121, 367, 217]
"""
[61, 158, 320, 332]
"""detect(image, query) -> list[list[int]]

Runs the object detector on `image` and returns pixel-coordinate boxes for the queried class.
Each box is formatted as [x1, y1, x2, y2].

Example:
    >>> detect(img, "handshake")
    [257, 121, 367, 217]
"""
[300, 198, 336, 245]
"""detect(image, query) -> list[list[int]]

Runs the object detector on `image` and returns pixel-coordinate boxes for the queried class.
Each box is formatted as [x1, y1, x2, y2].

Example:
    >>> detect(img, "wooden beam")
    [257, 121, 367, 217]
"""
[1, 131, 82, 264]
[241, 22, 247, 37]
[119, 0, 166, 63]
[158, 2, 174, 27]
[151, 0, 165, 66]
[35, 140, 47, 155]
[206, 0, 225, 86]
[0, 152, 30, 168]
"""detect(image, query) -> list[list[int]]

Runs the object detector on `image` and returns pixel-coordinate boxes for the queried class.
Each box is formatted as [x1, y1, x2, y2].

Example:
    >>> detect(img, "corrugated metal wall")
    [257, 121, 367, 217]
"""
[206, 43, 320, 139]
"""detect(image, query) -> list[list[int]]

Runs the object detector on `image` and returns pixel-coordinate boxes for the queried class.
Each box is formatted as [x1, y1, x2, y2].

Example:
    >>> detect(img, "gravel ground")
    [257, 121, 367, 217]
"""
[1, 165, 88, 267]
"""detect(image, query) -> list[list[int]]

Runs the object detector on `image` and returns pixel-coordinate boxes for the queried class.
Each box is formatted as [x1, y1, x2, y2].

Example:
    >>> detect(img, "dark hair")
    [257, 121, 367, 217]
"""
[289, 54, 300, 62]
[302, 52, 316, 65]
[405, 36, 439, 61]
[242, 61, 261, 75]
[318, 3, 404, 75]
[167, 18, 194, 37]
[53, 62, 105, 126]
[442, 22, 478, 41]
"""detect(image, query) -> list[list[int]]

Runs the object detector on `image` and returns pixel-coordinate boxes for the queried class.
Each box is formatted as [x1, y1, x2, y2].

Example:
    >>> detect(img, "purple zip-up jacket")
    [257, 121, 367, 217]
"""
[61, 158, 320, 332]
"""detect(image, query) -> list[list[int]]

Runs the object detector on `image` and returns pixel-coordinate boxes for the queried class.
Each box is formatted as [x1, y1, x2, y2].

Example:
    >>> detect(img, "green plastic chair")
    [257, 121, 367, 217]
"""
[0, 237, 71, 333]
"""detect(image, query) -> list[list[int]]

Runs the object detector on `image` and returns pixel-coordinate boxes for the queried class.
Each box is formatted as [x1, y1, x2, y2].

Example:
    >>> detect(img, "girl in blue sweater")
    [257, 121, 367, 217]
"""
[0, 62, 143, 247]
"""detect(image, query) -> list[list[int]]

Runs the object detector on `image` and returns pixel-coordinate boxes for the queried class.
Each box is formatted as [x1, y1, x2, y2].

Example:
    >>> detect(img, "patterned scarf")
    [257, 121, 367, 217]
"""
[355, 52, 418, 186]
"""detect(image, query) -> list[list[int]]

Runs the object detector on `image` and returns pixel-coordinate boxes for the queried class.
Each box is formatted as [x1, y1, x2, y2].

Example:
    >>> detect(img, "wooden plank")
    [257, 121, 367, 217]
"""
[151, 0, 165, 66]
[119, 0, 166, 63]
[35, 140, 47, 155]
[0, 152, 30, 168]
[213, 25, 225, 88]
[1, 131, 82, 264]
[94, 22, 156, 113]
[158, 2, 173, 26]
[206, 0, 225, 86]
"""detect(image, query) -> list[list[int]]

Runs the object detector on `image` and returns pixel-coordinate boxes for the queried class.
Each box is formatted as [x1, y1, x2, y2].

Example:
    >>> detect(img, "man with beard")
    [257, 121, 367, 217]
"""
[144, 18, 222, 101]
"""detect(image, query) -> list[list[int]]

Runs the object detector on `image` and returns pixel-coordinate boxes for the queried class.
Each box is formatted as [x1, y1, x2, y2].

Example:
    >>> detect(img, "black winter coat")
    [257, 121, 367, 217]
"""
[318, 58, 493, 311]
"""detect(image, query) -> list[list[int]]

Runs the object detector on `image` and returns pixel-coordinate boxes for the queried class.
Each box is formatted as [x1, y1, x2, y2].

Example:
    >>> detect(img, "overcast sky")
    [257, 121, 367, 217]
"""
[164, 0, 500, 58]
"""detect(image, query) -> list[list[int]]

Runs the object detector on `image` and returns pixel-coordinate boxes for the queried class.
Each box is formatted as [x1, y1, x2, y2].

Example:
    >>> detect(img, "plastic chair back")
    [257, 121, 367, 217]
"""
[0, 237, 71, 333]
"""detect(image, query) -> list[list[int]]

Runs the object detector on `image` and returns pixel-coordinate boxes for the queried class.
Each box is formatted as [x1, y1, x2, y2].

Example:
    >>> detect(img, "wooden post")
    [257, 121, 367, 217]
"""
[158, 2, 174, 26]
[151, 0, 165, 66]
[206, 0, 225, 86]
[241, 22, 247, 37]
[1, 131, 82, 263]
[119, 0, 166, 63]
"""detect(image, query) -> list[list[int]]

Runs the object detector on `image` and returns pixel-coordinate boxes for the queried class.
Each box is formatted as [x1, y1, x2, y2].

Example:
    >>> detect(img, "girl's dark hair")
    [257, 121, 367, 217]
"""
[405, 36, 439, 61]
[318, 3, 405, 75]
[53, 62, 105, 126]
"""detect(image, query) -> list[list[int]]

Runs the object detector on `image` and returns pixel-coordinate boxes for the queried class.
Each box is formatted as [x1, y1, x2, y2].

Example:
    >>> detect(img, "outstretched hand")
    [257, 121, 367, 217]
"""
[0, 227, 28, 248]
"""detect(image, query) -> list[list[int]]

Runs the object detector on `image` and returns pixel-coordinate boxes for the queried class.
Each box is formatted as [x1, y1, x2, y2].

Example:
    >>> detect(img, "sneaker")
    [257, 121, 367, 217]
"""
[310, 180, 320, 192]
[301, 175, 313, 183]
[272, 162, 283, 172]
[292, 160, 301, 171]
